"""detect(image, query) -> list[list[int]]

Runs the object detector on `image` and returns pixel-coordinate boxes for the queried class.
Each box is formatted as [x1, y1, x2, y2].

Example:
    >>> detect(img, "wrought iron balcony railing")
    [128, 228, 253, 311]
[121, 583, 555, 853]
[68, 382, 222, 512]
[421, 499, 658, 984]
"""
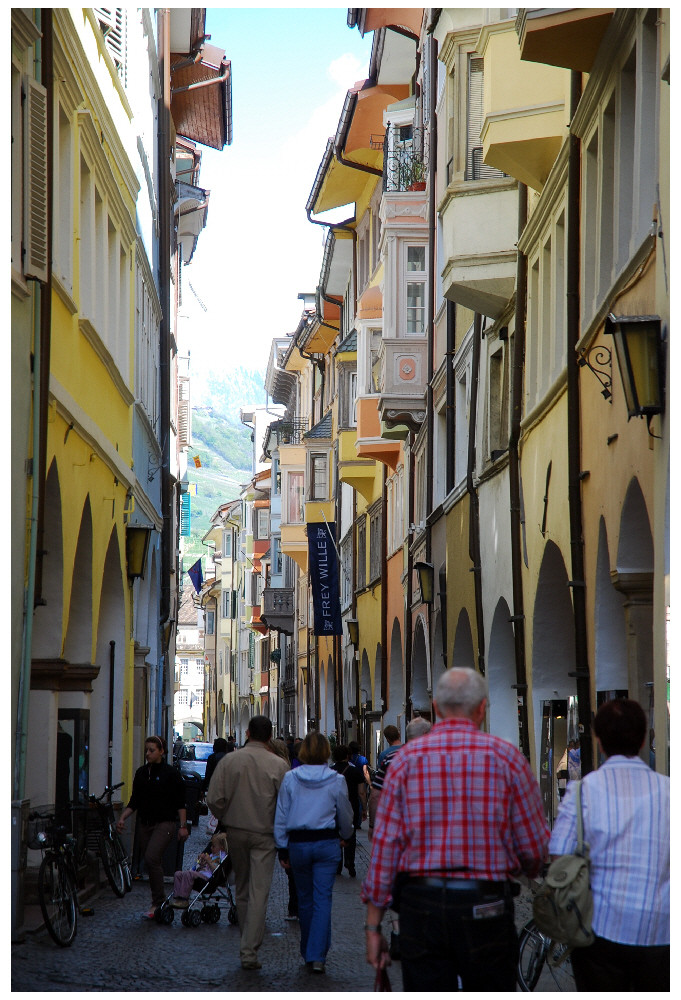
[382, 125, 429, 193]
[269, 418, 309, 447]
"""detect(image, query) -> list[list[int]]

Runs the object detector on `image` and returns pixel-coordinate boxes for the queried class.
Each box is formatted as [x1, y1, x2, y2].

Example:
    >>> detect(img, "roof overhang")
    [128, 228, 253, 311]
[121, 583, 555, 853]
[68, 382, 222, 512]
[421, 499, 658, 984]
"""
[171, 42, 233, 150]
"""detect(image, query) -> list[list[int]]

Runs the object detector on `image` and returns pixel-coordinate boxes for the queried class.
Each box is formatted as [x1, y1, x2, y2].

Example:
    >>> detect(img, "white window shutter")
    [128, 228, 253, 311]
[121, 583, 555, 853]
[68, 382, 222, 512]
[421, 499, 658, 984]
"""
[178, 376, 191, 449]
[94, 8, 127, 86]
[23, 76, 48, 283]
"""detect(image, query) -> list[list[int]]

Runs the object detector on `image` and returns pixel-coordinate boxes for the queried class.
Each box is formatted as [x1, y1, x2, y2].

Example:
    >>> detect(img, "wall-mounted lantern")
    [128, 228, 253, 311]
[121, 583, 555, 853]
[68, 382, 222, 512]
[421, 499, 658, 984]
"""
[346, 619, 359, 648]
[414, 561, 435, 604]
[126, 525, 153, 579]
[605, 313, 664, 423]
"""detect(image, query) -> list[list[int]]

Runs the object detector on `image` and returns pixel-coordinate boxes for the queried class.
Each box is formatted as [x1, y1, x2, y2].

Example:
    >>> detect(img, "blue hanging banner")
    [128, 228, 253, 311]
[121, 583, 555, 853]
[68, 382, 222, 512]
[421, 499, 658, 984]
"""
[308, 521, 342, 636]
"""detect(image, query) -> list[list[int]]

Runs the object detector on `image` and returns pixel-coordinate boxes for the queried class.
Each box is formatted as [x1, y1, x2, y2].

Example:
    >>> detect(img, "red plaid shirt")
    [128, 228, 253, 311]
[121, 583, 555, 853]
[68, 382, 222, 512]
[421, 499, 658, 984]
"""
[361, 718, 549, 908]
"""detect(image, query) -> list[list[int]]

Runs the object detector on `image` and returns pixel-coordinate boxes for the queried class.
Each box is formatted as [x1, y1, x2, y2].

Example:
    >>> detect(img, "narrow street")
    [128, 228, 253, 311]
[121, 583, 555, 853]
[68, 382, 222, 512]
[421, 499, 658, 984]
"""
[12, 814, 574, 993]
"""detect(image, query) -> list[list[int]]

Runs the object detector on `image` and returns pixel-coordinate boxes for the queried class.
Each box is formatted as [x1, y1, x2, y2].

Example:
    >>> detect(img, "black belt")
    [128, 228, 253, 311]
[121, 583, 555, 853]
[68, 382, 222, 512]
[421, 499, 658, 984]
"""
[405, 876, 512, 897]
[288, 828, 339, 843]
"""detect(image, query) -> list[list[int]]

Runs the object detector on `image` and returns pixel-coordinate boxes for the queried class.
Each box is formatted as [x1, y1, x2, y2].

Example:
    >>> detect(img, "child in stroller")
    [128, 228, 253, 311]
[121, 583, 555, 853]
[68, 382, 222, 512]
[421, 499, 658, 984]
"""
[173, 832, 228, 907]
[153, 831, 238, 927]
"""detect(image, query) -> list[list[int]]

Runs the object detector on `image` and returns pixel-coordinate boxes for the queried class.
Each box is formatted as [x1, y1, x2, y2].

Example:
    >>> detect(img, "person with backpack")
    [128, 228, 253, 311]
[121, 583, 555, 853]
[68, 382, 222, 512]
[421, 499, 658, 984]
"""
[548, 698, 669, 992]
[348, 740, 370, 825]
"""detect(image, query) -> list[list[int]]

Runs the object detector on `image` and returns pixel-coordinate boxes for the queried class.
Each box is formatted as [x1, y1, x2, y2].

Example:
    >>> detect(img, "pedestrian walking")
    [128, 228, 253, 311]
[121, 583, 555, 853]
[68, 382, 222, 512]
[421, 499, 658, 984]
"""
[268, 737, 298, 920]
[206, 715, 289, 970]
[377, 724, 402, 767]
[362, 667, 549, 991]
[368, 717, 431, 839]
[203, 737, 228, 793]
[330, 744, 366, 876]
[274, 732, 354, 974]
[116, 735, 189, 920]
[549, 698, 670, 992]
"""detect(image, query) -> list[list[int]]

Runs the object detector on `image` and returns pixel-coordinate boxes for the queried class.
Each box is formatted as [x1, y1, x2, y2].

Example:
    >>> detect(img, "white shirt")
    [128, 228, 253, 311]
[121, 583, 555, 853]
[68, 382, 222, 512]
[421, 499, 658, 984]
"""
[549, 755, 669, 946]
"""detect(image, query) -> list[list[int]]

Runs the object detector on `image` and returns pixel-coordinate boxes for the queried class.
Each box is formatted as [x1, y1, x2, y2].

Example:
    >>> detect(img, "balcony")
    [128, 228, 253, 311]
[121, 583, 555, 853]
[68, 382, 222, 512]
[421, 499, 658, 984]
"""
[376, 337, 428, 435]
[479, 22, 571, 192]
[516, 8, 614, 74]
[261, 587, 295, 636]
[355, 395, 401, 472]
[382, 127, 428, 193]
[441, 180, 518, 317]
[268, 419, 309, 447]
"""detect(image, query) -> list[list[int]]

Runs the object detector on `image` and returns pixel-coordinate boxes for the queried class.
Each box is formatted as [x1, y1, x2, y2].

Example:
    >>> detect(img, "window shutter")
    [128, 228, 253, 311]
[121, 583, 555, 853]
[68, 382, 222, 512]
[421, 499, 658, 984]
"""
[178, 376, 190, 449]
[23, 76, 48, 283]
[467, 57, 504, 181]
[180, 493, 191, 536]
[94, 8, 127, 86]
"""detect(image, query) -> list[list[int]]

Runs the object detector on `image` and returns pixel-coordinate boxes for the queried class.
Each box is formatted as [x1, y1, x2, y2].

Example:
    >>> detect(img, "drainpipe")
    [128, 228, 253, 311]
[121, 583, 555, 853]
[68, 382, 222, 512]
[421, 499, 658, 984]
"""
[509, 182, 531, 760]
[467, 314, 485, 676]
[108, 641, 115, 788]
[380, 475, 388, 722]
[405, 445, 415, 721]
[445, 301, 456, 495]
[566, 71, 593, 776]
[158, 10, 172, 702]
[424, 36, 438, 705]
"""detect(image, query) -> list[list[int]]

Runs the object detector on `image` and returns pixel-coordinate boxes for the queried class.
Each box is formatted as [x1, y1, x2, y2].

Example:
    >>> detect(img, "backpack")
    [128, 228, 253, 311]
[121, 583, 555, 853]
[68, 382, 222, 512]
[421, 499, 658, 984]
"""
[532, 780, 595, 962]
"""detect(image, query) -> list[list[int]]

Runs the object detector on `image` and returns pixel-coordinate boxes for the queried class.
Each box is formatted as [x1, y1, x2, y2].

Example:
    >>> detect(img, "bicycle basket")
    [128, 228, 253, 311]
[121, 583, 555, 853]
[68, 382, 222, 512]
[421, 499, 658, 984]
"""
[26, 807, 56, 850]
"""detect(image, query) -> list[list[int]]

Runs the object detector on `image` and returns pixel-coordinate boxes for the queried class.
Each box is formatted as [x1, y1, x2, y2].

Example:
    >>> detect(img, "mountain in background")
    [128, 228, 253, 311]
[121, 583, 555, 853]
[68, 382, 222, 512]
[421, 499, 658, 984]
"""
[182, 366, 268, 559]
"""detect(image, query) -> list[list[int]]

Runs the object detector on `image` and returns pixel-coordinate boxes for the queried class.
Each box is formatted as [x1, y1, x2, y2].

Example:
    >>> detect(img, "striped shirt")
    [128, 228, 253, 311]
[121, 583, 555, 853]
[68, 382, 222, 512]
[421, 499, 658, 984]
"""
[361, 717, 549, 909]
[549, 756, 670, 946]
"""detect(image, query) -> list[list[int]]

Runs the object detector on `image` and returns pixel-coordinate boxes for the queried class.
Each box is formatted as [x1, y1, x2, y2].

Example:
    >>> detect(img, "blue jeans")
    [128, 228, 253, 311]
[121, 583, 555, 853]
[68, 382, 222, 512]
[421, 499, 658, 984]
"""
[289, 839, 341, 962]
[398, 882, 518, 991]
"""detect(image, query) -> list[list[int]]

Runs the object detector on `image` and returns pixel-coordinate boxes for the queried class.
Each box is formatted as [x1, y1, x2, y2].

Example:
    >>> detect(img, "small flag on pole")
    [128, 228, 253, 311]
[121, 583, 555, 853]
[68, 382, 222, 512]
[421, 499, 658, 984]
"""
[193, 455, 201, 468]
[188, 558, 203, 593]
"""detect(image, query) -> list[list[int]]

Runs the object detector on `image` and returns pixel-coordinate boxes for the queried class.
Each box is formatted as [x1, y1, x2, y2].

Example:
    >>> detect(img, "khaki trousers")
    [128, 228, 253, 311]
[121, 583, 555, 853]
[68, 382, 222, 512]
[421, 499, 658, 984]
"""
[227, 827, 277, 963]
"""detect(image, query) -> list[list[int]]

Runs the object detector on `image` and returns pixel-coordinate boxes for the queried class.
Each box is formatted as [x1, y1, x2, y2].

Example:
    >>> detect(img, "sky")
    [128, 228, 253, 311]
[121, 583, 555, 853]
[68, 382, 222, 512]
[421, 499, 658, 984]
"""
[179, 8, 373, 386]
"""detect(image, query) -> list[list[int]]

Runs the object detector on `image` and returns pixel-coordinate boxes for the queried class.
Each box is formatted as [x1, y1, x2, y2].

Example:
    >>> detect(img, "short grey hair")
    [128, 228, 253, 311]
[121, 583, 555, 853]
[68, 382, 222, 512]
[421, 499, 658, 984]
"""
[434, 668, 487, 717]
[406, 717, 432, 741]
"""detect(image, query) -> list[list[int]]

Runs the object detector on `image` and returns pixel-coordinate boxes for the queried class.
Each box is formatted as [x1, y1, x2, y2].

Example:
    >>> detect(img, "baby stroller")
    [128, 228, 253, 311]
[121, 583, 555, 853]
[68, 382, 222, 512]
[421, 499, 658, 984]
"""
[155, 846, 238, 928]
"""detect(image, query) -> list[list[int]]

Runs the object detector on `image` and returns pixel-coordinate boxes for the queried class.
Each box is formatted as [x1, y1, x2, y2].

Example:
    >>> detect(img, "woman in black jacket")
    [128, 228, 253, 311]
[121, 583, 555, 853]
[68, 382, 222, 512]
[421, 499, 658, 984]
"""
[117, 735, 189, 919]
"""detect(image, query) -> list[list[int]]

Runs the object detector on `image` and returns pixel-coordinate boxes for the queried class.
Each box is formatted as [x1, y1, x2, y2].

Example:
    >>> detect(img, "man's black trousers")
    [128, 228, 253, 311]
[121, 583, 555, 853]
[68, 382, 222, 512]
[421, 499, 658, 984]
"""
[398, 880, 518, 992]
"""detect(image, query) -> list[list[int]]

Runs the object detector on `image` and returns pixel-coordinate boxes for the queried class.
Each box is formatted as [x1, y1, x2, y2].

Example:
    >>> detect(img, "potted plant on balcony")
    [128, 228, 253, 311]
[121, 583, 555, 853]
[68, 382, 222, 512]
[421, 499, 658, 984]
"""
[408, 159, 426, 191]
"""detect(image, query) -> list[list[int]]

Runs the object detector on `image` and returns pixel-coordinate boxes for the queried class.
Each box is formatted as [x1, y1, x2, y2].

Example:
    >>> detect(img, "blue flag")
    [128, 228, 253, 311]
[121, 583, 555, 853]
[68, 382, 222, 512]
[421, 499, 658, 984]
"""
[188, 558, 203, 593]
[308, 522, 342, 636]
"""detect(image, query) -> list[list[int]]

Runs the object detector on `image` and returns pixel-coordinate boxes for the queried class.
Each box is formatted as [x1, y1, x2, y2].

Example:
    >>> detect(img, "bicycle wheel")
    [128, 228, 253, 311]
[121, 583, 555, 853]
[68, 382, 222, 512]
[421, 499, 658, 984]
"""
[545, 947, 576, 991]
[112, 830, 133, 893]
[99, 832, 126, 897]
[38, 854, 78, 947]
[517, 920, 548, 991]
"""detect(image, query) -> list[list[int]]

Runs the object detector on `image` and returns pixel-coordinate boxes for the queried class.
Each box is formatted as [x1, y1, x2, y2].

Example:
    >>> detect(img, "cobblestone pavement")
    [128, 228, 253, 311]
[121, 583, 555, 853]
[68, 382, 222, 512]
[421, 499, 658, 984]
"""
[12, 814, 570, 992]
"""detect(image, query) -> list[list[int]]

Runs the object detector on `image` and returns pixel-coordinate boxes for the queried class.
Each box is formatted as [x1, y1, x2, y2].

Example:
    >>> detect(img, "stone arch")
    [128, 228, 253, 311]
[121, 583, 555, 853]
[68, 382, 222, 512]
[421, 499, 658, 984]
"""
[452, 608, 475, 668]
[531, 540, 577, 754]
[431, 609, 447, 690]
[90, 527, 127, 795]
[32, 460, 63, 658]
[487, 597, 518, 746]
[385, 618, 405, 736]
[594, 518, 628, 692]
[411, 615, 430, 716]
[373, 642, 382, 710]
[63, 497, 94, 664]
[612, 477, 654, 709]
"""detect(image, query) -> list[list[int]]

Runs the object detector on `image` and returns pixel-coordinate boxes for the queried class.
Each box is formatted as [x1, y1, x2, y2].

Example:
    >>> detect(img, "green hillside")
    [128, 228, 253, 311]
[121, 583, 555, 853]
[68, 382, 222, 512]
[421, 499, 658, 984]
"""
[180, 367, 266, 560]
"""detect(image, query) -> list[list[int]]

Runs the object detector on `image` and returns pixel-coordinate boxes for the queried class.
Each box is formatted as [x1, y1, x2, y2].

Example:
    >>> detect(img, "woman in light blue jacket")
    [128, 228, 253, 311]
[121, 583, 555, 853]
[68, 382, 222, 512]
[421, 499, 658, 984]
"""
[275, 731, 354, 974]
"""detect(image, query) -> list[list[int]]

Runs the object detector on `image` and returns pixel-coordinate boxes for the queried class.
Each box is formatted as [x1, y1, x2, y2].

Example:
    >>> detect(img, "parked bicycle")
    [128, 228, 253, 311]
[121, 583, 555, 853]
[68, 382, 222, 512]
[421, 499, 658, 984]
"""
[27, 807, 92, 947]
[517, 918, 575, 991]
[83, 782, 132, 897]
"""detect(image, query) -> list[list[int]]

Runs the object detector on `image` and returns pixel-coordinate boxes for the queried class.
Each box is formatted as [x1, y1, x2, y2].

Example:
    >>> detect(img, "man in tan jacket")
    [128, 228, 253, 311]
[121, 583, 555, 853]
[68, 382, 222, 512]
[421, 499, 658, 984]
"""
[207, 715, 289, 970]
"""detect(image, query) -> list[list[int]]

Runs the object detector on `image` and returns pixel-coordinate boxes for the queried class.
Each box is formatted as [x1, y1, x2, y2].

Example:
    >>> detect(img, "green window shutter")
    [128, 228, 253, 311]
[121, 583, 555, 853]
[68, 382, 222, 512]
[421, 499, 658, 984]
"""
[180, 493, 191, 536]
